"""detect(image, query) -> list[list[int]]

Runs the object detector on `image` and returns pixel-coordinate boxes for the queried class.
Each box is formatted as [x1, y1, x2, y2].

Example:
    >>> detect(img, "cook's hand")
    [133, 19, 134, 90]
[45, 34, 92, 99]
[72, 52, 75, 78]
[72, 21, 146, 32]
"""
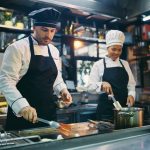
[60, 89, 72, 106]
[101, 82, 113, 95]
[126, 95, 135, 107]
[19, 106, 37, 123]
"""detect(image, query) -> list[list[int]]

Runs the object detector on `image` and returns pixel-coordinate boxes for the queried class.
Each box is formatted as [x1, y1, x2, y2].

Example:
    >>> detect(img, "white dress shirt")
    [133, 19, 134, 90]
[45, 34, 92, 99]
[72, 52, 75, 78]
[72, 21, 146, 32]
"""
[0, 36, 67, 115]
[88, 56, 136, 98]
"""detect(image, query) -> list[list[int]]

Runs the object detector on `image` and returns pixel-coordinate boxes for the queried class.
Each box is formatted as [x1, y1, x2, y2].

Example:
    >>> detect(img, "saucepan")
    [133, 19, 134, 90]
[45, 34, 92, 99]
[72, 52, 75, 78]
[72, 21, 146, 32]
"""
[114, 107, 144, 129]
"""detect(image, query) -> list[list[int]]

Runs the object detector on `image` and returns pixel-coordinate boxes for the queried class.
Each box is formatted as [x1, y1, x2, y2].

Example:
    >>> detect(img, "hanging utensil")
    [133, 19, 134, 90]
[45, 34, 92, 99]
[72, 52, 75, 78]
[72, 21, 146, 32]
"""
[37, 117, 60, 128]
[108, 95, 122, 111]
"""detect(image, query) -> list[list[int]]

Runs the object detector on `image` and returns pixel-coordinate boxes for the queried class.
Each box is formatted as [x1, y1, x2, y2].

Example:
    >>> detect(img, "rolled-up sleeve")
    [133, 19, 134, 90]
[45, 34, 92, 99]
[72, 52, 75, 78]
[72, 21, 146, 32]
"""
[0, 44, 30, 115]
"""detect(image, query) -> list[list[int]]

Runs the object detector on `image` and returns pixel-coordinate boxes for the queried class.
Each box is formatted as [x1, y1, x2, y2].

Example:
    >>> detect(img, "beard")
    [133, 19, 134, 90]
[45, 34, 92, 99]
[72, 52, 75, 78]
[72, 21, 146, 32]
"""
[38, 37, 52, 45]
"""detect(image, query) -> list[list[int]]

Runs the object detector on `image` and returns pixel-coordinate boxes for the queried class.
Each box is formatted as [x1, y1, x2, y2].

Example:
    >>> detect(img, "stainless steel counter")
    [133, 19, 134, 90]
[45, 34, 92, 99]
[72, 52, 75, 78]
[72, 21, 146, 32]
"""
[67, 131, 150, 150]
[1, 125, 150, 150]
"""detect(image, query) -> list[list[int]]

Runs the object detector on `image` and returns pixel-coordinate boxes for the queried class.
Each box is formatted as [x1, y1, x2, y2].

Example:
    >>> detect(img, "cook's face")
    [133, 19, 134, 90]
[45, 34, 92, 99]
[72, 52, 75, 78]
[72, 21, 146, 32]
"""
[107, 45, 122, 61]
[33, 26, 56, 45]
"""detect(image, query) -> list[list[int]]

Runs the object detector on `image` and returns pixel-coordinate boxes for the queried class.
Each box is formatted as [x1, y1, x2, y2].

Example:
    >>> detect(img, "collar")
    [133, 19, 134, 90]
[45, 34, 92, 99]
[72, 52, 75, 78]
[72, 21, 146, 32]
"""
[30, 35, 39, 45]
[105, 55, 120, 62]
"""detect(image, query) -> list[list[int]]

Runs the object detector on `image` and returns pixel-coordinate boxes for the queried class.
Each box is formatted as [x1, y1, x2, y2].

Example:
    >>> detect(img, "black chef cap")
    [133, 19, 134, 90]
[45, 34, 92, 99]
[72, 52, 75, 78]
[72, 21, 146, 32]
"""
[28, 7, 61, 28]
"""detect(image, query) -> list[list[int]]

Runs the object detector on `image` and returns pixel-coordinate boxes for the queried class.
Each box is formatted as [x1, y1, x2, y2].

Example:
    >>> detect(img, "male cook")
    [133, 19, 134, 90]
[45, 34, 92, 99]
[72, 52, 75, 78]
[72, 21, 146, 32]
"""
[0, 7, 72, 130]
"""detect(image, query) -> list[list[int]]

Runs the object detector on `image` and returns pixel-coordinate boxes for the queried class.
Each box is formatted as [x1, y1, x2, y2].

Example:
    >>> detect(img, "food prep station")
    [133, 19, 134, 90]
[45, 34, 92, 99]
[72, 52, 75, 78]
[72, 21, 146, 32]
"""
[0, 93, 150, 150]
[0, 124, 150, 150]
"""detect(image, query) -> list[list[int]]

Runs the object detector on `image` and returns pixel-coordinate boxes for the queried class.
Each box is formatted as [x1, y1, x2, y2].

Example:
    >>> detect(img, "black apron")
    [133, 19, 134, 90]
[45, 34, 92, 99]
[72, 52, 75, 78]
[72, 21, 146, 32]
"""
[96, 58, 129, 122]
[5, 36, 58, 130]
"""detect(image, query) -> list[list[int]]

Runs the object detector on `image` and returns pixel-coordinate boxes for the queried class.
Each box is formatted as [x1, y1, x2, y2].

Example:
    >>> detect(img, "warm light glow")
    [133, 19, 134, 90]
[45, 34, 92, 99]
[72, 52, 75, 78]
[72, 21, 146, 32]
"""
[74, 40, 83, 49]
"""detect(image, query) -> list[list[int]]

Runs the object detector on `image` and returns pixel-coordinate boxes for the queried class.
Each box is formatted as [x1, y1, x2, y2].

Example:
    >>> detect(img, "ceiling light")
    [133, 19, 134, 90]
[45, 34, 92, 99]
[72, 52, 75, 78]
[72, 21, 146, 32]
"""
[142, 15, 150, 21]
[110, 18, 120, 23]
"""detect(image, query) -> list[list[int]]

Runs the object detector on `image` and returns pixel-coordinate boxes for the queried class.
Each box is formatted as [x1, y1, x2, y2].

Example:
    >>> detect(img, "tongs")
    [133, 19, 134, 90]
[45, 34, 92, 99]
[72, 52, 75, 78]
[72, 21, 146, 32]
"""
[37, 118, 75, 137]
[108, 95, 122, 111]
[37, 117, 60, 128]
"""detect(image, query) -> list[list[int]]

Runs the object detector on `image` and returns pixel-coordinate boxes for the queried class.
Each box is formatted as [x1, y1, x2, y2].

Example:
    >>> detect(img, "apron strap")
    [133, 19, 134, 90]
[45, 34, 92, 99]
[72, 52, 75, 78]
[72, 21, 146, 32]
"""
[119, 59, 125, 69]
[28, 36, 34, 56]
[103, 58, 106, 69]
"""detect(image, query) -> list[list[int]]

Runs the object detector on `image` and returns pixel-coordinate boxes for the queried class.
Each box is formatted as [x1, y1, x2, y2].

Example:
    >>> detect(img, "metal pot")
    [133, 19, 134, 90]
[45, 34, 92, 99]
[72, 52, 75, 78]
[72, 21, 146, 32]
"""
[114, 107, 144, 129]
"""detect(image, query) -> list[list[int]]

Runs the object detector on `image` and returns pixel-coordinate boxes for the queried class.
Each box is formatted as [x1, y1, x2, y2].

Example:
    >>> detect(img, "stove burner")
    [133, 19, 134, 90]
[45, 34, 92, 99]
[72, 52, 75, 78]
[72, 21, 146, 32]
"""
[0, 131, 41, 148]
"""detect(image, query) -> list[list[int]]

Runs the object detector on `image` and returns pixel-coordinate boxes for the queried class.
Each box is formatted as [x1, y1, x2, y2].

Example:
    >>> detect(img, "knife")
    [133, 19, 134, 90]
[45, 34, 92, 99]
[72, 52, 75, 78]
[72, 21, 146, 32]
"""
[37, 117, 60, 128]
[108, 95, 122, 111]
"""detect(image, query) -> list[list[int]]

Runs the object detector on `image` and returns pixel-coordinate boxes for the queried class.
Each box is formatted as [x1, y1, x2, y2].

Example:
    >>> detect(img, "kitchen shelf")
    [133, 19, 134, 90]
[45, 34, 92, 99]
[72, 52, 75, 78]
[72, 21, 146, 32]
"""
[74, 56, 100, 61]
[62, 34, 106, 43]
[144, 70, 150, 73]
[134, 55, 150, 60]
[0, 24, 32, 34]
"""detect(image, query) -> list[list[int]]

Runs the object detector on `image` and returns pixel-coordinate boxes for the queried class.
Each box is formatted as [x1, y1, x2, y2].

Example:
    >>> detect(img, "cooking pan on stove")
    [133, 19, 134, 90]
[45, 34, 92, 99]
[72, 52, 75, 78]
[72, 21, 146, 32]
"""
[114, 107, 144, 129]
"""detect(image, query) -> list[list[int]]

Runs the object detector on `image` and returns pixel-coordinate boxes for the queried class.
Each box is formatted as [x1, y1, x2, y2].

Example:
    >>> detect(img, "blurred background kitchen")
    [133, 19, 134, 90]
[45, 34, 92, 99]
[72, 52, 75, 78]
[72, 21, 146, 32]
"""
[0, 0, 150, 149]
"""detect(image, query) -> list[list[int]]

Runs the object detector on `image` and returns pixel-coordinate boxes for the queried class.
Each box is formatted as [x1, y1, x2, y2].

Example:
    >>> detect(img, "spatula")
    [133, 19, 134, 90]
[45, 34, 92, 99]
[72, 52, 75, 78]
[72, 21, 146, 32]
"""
[37, 117, 60, 128]
[108, 95, 122, 111]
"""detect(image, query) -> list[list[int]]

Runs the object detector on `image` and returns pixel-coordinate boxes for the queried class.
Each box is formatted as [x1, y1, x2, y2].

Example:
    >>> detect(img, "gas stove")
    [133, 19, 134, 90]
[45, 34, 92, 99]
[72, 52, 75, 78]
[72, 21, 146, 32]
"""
[0, 131, 40, 149]
[0, 127, 65, 149]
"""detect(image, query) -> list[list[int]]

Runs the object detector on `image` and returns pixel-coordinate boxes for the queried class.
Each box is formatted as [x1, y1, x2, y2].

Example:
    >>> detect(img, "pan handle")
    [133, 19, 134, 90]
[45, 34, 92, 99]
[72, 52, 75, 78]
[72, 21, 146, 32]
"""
[118, 112, 134, 117]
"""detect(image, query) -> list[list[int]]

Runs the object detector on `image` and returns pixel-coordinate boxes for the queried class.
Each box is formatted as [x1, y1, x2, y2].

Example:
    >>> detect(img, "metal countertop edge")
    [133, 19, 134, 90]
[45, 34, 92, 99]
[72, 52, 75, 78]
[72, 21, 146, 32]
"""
[1, 125, 150, 150]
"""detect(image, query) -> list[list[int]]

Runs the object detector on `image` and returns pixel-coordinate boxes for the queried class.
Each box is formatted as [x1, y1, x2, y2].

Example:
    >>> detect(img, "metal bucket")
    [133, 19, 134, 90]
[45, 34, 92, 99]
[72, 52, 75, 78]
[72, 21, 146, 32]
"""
[114, 107, 144, 129]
